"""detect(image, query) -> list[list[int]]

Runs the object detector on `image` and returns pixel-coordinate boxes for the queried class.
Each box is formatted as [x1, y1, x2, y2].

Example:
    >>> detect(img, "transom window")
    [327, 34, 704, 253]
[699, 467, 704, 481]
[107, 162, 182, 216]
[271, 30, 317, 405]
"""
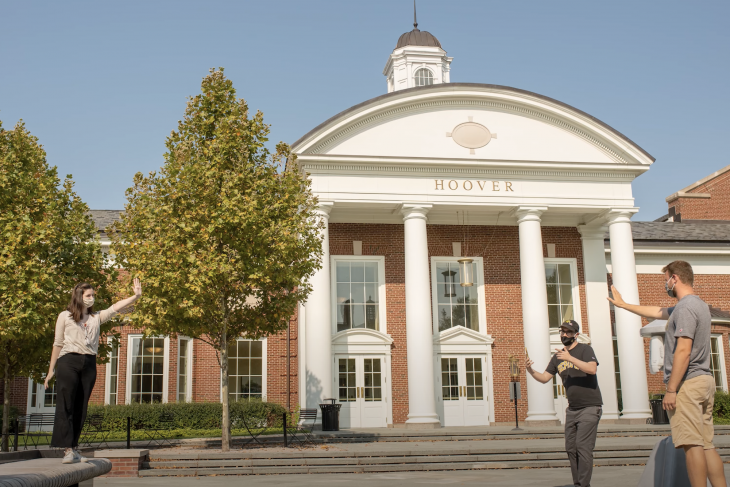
[435, 261, 479, 332]
[227, 340, 263, 402]
[336, 261, 380, 332]
[414, 68, 433, 87]
[545, 262, 575, 328]
[130, 337, 165, 403]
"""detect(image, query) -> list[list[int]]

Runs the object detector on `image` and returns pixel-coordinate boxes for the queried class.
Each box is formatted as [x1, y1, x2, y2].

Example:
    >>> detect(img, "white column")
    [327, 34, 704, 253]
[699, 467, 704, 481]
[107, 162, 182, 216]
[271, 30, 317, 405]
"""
[516, 207, 559, 424]
[578, 225, 620, 421]
[606, 209, 651, 420]
[304, 202, 333, 411]
[401, 204, 440, 428]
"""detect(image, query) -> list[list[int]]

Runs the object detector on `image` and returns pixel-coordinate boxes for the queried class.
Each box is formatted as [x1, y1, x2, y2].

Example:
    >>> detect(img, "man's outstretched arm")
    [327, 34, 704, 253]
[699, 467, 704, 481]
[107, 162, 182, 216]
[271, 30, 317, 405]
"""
[607, 285, 670, 320]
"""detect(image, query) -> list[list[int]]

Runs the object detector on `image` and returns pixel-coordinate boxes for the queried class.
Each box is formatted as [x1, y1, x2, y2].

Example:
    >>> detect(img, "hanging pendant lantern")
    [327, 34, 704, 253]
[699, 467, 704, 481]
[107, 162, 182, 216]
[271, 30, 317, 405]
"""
[441, 269, 457, 298]
[457, 258, 474, 287]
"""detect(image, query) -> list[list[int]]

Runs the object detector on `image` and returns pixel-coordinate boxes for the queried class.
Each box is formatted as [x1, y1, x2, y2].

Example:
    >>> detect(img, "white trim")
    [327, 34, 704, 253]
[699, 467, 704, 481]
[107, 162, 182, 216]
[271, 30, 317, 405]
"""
[298, 302, 306, 410]
[104, 337, 120, 405]
[125, 334, 170, 404]
[712, 334, 728, 392]
[330, 256, 388, 335]
[543, 257, 584, 331]
[606, 252, 730, 275]
[177, 336, 193, 402]
[430, 256, 487, 336]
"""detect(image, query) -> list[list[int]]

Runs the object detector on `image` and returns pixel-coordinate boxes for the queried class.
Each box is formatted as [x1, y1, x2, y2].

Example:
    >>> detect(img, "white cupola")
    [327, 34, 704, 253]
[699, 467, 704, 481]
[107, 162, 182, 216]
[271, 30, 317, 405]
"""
[383, 6, 452, 93]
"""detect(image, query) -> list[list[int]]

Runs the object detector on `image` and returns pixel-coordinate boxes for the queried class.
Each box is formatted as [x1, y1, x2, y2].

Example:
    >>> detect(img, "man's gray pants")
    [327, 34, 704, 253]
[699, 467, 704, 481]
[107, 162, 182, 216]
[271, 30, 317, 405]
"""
[565, 405, 602, 487]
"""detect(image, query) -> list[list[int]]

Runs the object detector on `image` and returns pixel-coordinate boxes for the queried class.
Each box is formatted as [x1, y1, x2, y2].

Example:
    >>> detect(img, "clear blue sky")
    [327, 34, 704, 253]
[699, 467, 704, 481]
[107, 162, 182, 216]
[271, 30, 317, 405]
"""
[2, 1, 728, 220]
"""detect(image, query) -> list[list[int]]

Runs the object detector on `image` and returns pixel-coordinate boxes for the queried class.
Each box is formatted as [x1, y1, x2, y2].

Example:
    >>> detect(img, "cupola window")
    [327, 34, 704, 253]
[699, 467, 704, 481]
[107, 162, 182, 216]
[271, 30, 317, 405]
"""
[414, 68, 433, 87]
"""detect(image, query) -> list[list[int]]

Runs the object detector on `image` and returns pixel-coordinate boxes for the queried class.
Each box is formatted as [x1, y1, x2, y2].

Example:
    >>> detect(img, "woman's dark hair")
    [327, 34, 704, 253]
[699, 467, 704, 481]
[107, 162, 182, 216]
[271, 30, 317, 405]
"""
[67, 282, 95, 322]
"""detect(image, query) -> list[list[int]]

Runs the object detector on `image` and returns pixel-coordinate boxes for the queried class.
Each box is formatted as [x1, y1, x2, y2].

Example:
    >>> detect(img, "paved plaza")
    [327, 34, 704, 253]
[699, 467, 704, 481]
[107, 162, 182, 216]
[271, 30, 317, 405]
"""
[88, 465, 730, 486]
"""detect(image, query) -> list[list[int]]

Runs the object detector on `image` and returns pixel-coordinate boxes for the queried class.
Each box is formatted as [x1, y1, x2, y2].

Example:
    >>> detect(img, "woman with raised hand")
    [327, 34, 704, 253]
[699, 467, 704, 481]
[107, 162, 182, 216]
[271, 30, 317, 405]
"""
[45, 278, 142, 464]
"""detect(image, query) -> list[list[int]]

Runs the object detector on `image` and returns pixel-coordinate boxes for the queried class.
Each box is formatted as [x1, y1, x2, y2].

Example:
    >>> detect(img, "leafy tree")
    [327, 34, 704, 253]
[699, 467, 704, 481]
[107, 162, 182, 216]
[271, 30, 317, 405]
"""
[110, 68, 323, 451]
[0, 120, 117, 451]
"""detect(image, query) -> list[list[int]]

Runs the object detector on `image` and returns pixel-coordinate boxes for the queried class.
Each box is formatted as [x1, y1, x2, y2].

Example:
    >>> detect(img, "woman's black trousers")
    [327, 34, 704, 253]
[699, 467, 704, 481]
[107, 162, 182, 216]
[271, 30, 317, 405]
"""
[51, 353, 97, 448]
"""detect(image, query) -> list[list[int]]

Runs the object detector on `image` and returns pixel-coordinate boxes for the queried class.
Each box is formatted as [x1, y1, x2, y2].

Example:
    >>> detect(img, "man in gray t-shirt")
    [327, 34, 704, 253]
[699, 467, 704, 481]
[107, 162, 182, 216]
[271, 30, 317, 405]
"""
[608, 260, 725, 487]
[664, 294, 712, 384]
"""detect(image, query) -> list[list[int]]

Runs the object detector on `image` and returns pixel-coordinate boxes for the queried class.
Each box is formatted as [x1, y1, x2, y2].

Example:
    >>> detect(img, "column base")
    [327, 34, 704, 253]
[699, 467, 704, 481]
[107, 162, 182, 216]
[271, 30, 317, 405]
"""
[616, 417, 652, 425]
[599, 411, 621, 421]
[405, 421, 441, 429]
[525, 419, 562, 427]
[618, 409, 652, 420]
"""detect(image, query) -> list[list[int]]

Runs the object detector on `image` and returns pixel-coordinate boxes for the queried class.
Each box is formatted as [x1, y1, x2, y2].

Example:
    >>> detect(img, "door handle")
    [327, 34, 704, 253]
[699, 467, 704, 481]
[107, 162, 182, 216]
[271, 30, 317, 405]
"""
[356, 387, 360, 398]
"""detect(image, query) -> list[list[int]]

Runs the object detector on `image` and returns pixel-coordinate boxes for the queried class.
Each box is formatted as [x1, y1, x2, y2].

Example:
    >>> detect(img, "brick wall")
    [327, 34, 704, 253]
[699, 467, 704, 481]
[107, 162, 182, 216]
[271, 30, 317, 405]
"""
[668, 168, 730, 220]
[0, 377, 30, 415]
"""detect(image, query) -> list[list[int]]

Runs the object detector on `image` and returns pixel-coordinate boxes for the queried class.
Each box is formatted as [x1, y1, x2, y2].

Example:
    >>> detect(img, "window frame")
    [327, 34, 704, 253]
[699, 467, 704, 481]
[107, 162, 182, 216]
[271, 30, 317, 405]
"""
[104, 337, 120, 405]
[413, 67, 434, 87]
[125, 334, 170, 404]
[710, 334, 728, 392]
[330, 256, 388, 336]
[177, 336, 193, 403]
[543, 257, 583, 329]
[221, 337, 268, 402]
[430, 256, 487, 335]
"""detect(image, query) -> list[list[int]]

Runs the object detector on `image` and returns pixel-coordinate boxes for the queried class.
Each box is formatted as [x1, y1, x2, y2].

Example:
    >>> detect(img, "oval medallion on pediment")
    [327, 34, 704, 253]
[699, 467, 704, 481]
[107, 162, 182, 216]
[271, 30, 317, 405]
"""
[451, 122, 492, 149]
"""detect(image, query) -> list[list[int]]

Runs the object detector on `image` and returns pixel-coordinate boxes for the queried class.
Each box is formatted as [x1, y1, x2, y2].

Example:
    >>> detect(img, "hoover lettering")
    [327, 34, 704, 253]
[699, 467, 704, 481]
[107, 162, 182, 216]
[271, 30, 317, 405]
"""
[434, 180, 514, 192]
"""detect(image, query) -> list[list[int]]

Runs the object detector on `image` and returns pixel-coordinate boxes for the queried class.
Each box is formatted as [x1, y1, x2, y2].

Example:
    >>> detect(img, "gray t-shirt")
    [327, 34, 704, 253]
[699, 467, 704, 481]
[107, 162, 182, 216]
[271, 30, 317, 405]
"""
[664, 294, 712, 383]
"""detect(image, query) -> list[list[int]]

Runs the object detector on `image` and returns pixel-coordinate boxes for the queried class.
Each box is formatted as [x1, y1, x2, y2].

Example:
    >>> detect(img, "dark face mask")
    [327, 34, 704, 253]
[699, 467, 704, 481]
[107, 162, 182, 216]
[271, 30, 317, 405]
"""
[561, 335, 576, 346]
[666, 277, 676, 298]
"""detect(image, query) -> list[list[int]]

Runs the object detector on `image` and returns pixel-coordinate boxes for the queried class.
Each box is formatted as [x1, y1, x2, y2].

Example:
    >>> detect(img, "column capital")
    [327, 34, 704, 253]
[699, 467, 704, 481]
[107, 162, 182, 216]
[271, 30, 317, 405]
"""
[400, 203, 432, 222]
[577, 224, 608, 240]
[313, 201, 334, 218]
[514, 206, 547, 224]
[603, 208, 638, 226]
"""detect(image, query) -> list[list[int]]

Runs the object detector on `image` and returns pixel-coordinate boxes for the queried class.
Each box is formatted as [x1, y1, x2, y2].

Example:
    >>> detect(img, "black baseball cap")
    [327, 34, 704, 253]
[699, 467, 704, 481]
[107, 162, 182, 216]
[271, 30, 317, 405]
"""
[560, 320, 580, 333]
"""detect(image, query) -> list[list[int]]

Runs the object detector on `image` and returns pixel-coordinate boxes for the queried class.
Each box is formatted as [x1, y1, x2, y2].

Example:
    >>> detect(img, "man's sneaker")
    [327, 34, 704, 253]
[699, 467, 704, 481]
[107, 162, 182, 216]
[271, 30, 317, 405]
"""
[62, 450, 78, 464]
[74, 450, 89, 463]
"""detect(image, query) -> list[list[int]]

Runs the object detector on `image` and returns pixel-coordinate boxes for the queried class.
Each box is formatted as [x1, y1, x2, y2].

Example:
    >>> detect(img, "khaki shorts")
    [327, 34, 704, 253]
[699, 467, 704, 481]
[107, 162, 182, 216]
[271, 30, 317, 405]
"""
[667, 374, 716, 449]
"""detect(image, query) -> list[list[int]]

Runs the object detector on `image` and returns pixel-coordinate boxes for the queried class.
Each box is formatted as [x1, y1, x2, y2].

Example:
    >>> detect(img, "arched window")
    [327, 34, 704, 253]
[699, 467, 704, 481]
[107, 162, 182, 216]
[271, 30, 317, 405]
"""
[414, 68, 433, 87]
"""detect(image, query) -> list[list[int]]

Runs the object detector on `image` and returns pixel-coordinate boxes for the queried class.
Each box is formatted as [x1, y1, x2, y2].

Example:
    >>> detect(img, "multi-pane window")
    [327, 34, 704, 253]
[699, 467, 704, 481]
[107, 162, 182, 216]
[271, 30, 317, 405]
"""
[30, 380, 57, 408]
[227, 340, 263, 402]
[710, 335, 726, 391]
[130, 337, 165, 403]
[336, 261, 380, 332]
[441, 358, 459, 401]
[435, 261, 478, 332]
[545, 263, 575, 328]
[465, 358, 483, 400]
[178, 339, 191, 402]
[107, 341, 119, 405]
[338, 358, 357, 402]
[363, 359, 382, 402]
[414, 68, 433, 87]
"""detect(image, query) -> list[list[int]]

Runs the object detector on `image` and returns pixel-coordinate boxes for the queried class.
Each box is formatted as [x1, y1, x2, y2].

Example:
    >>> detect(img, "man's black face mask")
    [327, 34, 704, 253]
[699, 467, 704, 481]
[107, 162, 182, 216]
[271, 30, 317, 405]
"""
[561, 335, 576, 346]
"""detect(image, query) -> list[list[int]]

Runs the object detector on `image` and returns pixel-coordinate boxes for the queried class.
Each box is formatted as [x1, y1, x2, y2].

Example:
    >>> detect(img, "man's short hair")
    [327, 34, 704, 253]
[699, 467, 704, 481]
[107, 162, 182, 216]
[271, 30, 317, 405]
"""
[662, 260, 694, 286]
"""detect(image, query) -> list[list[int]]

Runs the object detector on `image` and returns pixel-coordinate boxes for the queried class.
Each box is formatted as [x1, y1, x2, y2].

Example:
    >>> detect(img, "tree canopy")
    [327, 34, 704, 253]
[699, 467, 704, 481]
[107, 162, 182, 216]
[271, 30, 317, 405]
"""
[110, 68, 323, 450]
[0, 120, 115, 450]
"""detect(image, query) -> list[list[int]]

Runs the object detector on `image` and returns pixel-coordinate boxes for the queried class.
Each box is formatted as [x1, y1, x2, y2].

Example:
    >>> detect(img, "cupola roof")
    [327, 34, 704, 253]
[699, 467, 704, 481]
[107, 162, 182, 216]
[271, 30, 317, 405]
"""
[395, 2, 441, 49]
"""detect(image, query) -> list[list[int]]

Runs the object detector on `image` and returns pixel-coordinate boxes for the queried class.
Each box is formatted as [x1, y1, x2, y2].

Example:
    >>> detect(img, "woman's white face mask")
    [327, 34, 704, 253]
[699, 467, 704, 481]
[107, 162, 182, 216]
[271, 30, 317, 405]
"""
[83, 293, 95, 308]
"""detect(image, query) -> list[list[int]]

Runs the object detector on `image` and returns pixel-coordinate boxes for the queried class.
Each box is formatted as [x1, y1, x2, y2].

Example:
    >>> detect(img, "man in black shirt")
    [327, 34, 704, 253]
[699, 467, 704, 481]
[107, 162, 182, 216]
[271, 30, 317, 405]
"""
[527, 320, 603, 487]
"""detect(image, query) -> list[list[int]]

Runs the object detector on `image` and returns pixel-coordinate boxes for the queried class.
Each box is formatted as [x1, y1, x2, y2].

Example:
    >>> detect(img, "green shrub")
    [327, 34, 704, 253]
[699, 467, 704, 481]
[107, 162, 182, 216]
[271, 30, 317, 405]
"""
[1, 406, 20, 423]
[87, 400, 287, 432]
[714, 390, 730, 419]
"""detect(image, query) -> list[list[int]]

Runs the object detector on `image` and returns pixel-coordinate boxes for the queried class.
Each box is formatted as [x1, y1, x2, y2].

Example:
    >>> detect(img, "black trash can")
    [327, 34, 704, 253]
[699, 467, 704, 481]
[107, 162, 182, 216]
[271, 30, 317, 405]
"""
[320, 399, 342, 431]
[650, 397, 669, 425]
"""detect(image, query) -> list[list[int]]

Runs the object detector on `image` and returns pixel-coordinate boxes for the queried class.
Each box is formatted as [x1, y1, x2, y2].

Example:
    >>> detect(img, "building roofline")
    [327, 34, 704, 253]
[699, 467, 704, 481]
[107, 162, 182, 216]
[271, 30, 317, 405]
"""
[291, 83, 655, 163]
[668, 163, 730, 199]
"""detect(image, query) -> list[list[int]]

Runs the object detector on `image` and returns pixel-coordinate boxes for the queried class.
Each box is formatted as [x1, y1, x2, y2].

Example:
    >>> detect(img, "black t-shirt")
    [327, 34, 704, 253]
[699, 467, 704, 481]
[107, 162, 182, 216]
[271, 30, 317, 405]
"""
[546, 343, 603, 409]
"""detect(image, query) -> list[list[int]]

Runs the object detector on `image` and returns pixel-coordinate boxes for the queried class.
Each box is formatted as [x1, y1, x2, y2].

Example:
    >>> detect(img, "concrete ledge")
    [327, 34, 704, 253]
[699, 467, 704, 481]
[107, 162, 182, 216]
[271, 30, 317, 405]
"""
[0, 458, 111, 487]
[93, 449, 149, 478]
[524, 419, 562, 427]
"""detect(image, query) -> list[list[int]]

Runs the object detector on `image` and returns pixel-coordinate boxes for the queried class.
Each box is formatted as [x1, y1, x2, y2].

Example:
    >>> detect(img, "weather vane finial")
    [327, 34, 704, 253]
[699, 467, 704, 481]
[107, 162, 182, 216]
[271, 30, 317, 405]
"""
[413, 0, 418, 30]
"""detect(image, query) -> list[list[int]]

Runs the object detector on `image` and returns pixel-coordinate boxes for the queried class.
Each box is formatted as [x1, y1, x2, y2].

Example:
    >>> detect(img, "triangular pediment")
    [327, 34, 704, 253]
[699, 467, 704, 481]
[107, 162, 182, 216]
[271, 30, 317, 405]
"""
[434, 326, 494, 345]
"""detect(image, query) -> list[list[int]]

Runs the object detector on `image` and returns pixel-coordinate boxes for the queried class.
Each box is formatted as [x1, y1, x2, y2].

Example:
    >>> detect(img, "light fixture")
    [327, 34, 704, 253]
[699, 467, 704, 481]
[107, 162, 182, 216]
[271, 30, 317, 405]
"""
[441, 269, 457, 298]
[508, 355, 520, 381]
[457, 258, 474, 287]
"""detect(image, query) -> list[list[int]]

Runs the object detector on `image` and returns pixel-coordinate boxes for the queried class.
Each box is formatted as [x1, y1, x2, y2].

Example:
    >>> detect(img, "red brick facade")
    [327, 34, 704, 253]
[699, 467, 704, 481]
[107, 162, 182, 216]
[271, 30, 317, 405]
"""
[667, 166, 730, 221]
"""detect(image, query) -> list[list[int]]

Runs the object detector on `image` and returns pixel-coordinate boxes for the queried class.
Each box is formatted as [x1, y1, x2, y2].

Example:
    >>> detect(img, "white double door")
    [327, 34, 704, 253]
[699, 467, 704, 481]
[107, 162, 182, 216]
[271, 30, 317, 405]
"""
[437, 355, 489, 426]
[553, 376, 569, 424]
[335, 354, 388, 428]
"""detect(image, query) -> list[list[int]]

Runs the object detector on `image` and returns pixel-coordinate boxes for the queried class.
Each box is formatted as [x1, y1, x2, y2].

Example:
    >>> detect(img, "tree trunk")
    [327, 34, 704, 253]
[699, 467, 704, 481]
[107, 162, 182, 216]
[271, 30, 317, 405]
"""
[220, 325, 230, 452]
[2, 351, 10, 452]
